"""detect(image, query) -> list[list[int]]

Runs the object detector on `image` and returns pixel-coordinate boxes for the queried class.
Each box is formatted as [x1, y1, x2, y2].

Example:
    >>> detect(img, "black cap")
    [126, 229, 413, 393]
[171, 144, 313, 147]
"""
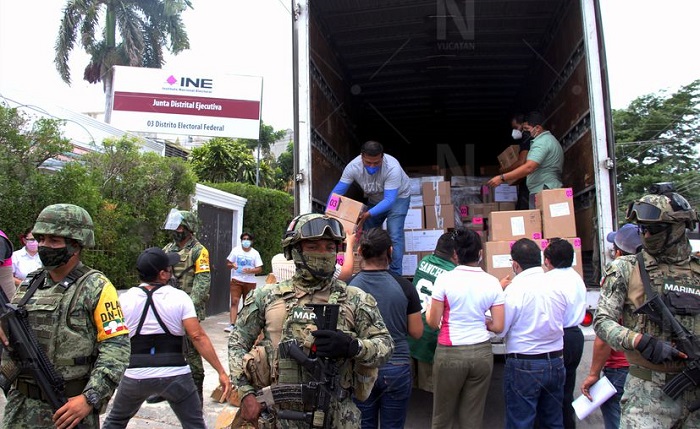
[137, 247, 180, 280]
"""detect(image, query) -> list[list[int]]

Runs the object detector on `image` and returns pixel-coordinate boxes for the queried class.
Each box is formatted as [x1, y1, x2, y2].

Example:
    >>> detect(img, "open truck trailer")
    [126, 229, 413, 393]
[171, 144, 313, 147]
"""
[291, 0, 617, 293]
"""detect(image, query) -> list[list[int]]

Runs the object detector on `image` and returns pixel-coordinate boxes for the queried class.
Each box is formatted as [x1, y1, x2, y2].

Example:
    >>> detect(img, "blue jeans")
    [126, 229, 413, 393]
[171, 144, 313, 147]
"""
[600, 367, 628, 429]
[354, 363, 412, 429]
[363, 197, 410, 275]
[504, 356, 565, 429]
[103, 373, 205, 429]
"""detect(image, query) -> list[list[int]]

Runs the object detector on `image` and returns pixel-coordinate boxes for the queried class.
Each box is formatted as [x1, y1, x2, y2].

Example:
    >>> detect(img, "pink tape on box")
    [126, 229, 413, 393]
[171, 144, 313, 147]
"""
[327, 195, 341, 211]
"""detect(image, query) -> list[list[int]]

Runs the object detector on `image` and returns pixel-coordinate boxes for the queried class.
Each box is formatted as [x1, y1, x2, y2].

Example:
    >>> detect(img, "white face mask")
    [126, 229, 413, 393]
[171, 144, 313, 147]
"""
[511, 129, 523, 140]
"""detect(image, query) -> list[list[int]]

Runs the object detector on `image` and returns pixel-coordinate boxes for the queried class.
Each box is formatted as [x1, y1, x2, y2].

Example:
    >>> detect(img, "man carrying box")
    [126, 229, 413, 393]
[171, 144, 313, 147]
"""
[328, 140, 411, 275]
[487, 111, 564, 209]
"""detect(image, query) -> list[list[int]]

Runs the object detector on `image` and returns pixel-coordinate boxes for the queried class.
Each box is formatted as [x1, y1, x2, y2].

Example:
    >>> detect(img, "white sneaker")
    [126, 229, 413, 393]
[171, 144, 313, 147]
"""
[224, 324, 234, 333]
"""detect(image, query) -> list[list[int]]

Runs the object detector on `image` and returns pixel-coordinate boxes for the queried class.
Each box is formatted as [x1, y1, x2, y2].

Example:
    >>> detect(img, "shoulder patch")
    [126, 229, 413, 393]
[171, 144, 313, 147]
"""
[194, 248, 210, 273]
[94, 282, 129, 341]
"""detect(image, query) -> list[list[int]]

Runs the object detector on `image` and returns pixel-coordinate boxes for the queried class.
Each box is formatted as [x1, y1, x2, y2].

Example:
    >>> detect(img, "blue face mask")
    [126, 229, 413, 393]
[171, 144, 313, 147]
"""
[365, 166, 379, 175]
[242, 240, 252, 248]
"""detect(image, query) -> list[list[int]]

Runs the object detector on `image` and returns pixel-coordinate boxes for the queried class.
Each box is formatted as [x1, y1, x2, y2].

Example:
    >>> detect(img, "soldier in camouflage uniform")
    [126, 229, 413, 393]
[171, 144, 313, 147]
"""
[594, 186, 700, 428]
[229, 213, 394, 428]
[0, 204, 131, 429]
[162, 209, 211, 403]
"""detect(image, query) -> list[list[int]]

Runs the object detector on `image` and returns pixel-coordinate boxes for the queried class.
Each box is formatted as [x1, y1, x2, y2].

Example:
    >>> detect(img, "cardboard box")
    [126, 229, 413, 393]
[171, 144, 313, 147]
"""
[336, 251, 362, 274]
[540, 237, 584, 278]
[498, 202, 516, 211]
[405, 208, 424, 230]
[498, 145, 521, 169]
[469, 203, 499, 220]
[335, 218, 358, 239]
[409, 194, 424, 208]
[405, 229, 446, 252]
[326, 193, 366, 223]
[535, 188, 577, 239]
[494, 184, 518, 202]
[424, 205, 455, 229]
[489, 210, 542, 241]
[422, 182, 451, 206]
[402, 253, 419, 276]
[464, 216, 485, 231]
[484, 241, 515, 280]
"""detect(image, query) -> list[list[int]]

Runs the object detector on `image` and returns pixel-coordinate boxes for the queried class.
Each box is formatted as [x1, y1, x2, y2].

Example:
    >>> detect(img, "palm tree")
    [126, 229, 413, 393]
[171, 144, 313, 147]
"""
[55, 0, 192, 122]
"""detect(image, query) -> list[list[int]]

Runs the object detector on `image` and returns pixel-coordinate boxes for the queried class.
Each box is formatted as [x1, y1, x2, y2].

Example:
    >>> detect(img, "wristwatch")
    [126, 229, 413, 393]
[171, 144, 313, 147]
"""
[83, 389, 101, 409]
[500, 174, 506, 182]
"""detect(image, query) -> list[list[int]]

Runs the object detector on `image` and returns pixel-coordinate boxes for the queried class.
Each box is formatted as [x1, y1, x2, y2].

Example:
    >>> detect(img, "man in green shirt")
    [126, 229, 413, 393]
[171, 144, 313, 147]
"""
[487, 111, 564, 208]
[408, 232, 457, 392]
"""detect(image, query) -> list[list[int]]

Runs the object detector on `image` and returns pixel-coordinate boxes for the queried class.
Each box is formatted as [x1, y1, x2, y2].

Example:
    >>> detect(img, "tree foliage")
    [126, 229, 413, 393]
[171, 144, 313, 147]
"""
[613, 79, 700, 218]
[275, 141, 294, 192]
[0, 106, 75, 246]
[205, 182, 294, 274]
[240, 121, 288, 155]
[189, 137, 282, 188]
[55, 0, 192, 85]
[0, 105, 197, 287]
[55, 0, 192, 115]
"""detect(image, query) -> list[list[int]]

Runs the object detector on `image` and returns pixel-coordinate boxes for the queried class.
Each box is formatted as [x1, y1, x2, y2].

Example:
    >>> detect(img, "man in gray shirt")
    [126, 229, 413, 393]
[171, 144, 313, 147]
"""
[328, 140, 411, 275]
[487, 111, 564, 208]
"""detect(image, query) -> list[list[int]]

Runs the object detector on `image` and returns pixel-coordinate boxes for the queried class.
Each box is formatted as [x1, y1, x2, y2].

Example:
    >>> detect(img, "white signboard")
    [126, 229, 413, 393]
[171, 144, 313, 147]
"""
[109, 66, 262, 138]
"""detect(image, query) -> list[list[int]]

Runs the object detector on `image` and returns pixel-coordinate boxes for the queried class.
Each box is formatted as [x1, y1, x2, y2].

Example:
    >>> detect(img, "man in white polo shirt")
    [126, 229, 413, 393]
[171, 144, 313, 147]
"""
[499, 238, 569, 429]
[544, 239, 587, 429]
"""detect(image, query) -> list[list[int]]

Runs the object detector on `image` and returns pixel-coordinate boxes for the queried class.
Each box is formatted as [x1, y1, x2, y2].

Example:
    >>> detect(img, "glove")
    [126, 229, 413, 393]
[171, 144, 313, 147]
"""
[311, 329, 360, 359]
[635, 333, 686, 364]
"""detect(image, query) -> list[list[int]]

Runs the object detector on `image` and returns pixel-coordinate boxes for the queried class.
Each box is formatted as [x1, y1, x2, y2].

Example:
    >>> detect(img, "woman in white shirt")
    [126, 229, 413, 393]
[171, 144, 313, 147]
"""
[427, 228, 505, 429]
[11, 229, 42, 287]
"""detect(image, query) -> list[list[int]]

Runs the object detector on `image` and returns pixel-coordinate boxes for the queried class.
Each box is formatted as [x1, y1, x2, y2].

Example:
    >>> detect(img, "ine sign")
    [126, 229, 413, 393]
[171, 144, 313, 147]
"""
[109, 66, 262, 139]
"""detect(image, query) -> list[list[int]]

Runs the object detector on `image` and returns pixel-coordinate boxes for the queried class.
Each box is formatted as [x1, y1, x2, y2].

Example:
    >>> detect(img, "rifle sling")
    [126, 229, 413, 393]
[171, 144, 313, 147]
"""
[16, 271, 47, 307]
[636, 253, 656, 304]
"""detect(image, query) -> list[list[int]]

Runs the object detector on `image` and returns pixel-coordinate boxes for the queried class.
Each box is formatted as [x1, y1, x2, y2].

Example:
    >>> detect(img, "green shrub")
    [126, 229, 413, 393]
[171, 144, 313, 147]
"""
[206, 182, 294, 273]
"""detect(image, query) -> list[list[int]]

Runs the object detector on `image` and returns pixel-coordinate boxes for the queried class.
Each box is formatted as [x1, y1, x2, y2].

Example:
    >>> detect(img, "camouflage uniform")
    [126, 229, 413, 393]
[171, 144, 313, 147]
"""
[594, 192, 700, 428]
[228, 214, 394, 428]
[163, 211, 211, 401]
[1, 204, 130, 429]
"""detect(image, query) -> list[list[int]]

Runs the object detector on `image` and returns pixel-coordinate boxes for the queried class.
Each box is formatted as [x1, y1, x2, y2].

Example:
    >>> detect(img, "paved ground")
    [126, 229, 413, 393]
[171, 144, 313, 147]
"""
[0, 276, 606, 428]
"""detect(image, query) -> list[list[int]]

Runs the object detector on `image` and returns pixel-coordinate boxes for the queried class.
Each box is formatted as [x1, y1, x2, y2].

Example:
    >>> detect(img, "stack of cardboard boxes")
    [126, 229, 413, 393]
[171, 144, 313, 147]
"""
[483, 188, 583, 280]
[401, 178, 455, 276]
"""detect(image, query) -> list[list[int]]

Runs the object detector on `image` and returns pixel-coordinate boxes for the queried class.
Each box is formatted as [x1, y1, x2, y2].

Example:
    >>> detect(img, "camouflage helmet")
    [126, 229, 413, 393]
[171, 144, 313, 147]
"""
[162, 209, 199, 233]
[178, 211, 199, 233]
[32, 204, 95, 248]
[281, 213, 346, 260]
[626, 193, 698, 229]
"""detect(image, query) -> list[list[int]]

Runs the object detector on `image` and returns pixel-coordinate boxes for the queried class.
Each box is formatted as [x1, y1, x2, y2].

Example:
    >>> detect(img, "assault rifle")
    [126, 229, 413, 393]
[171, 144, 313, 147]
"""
[0, 276, 87, 429]
[255, 304, 343, 428]
[635, 294, 700, 410]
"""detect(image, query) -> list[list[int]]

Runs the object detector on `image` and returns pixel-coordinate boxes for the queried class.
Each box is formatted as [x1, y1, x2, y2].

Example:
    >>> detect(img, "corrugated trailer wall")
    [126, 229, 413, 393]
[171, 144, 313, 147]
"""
[518, 1, 600, 282]
[308, 8, 360, 210]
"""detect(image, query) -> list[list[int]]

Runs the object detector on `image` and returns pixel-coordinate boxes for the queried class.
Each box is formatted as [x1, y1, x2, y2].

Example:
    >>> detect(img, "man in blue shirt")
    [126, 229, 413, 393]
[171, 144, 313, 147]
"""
[328, 141, 411, 275]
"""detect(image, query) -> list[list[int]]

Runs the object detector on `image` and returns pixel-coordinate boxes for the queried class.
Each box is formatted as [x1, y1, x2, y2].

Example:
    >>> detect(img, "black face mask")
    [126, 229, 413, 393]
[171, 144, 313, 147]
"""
[171, 230, 189, 243]
[38, 246, 72, 270]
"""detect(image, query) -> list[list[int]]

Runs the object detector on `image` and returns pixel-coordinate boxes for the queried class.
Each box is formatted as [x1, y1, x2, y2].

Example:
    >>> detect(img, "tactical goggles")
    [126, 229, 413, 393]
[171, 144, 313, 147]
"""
[626, 202, 663, 223]
[298, 217, 344, 241]
[638, 224, 670, 235]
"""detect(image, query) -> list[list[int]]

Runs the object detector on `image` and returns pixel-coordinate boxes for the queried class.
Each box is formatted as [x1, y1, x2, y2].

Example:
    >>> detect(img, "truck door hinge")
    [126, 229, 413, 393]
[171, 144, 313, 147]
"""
[603, 158, 615, 170]
[293, 2, 301, 20]
[295, 173, 304, 183]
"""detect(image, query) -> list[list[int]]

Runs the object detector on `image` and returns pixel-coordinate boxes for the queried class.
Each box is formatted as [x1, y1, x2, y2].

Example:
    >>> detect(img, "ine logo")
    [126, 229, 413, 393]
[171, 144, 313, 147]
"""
[165, 75, 214, 89]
